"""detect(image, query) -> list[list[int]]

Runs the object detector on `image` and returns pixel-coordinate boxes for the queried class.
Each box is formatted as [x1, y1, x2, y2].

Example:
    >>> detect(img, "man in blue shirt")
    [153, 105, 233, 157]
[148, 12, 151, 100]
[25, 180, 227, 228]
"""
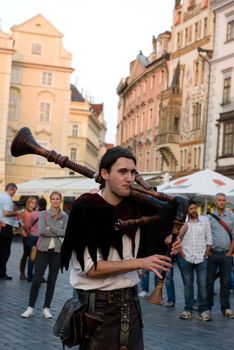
[207, 193, 234, 318]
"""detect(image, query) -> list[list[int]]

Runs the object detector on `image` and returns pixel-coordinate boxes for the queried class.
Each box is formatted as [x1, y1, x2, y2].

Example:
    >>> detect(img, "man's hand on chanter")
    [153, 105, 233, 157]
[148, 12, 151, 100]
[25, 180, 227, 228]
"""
[140, 254, 172, 279]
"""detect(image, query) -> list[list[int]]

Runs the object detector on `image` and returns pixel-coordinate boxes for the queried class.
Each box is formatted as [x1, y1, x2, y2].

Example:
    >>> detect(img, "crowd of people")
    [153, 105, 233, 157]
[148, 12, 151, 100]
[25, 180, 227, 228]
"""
[138, 193, 234, 321]
[0, 146, 234, 350]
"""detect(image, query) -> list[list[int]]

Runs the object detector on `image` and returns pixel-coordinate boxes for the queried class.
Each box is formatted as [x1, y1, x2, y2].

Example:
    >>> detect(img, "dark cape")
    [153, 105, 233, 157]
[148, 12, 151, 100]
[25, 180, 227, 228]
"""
[60, 193, 176, 271]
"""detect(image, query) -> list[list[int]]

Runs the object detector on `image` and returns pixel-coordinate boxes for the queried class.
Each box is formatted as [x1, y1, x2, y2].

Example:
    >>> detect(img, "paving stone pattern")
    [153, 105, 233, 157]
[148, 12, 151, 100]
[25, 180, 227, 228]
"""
[0, 240, 233, 350]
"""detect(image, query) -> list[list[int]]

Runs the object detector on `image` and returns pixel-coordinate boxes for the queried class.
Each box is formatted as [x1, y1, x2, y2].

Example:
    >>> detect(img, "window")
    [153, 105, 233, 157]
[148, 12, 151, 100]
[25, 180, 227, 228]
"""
[143, 80, 147, 93]
[180, 150, 183, 169]
[198, 147, 201, 168]
[203, 17, 208, 37]
[195, 22, 199, 41]
[70, 148, 77, 162]
[227, 20, 234, 41]
[177, 32, 181, 49]
[185, 28, 189, 46]
[11, 68, 21, 84]
[184, 149, 187, 168]
[192, 103, 202, 130]
[146, 151, 150, 171]
[194, 61, 199, 85]
[6, 139, 13, 163]
[31, 43, 41, 55]
[193, 148, 197, 168]
[9, 90, 20, 121]
[39, 102, 51, 123]
[200, 60, 205, 84]
[188, 25, 193, 43]
[140, 112, 145, 133]
[72, 125, 79, 137]
[136, 115, 140, 134]
[223, 77, 231, 104]
[161, 108, 167, 133]
[148, 109, 153, 129]
[150, 76, 155, 89]
[161, 70, 166, 90]
[174, 117, 180, 132]
[41, 72, 52, 86]
[137, 84, 141, 97]
[223, 122, 234, 156]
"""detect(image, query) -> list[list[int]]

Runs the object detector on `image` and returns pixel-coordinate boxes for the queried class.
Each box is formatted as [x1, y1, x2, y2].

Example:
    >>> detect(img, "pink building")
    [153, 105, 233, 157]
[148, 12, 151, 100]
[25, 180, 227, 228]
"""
[116, 32, 171, 173]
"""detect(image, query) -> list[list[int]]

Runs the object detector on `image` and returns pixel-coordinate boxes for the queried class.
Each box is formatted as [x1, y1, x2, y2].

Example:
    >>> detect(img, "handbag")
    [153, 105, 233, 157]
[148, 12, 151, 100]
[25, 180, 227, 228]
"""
[30, 245, 38, 262]
[53, 298, 88, 349]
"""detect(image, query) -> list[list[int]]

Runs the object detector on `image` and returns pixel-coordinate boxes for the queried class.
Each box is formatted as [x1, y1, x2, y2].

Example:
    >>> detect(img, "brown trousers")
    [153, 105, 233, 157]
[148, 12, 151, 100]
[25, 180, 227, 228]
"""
[79, 297, 144, 350]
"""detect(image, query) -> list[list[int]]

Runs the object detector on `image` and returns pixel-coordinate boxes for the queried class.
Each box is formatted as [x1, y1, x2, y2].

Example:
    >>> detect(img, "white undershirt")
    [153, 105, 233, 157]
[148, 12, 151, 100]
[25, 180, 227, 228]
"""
[70, 229, 141, 291]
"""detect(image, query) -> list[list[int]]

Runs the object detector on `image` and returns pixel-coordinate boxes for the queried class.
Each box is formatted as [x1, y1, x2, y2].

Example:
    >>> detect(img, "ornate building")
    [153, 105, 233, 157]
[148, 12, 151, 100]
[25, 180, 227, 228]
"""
[116, 0, 214, 179]
[168, 0, 214, 176]
[205, 0, 234, 178]
[116, 32, 171, 173]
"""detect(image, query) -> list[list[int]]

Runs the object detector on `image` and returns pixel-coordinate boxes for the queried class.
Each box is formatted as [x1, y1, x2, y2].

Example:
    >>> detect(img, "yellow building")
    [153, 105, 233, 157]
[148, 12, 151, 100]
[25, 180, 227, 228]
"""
[0, 14, 106, 190]
[0, 29, 14, 190]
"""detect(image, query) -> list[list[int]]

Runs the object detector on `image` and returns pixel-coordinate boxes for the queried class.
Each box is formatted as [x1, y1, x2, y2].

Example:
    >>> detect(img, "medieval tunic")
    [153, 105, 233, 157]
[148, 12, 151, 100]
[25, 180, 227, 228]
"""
[61, 192, 145, 350]
[60, 191, 179, 350]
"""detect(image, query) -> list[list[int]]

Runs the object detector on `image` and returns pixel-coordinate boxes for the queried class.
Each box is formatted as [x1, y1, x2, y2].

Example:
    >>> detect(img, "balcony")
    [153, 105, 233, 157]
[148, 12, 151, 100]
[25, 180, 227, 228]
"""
[157, 133, 180, 145]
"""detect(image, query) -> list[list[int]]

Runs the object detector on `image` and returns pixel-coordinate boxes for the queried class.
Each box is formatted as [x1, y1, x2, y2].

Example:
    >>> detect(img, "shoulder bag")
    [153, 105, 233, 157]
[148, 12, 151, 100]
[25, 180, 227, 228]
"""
[53, 298, 88, 349]
[209, 213, 232, 242]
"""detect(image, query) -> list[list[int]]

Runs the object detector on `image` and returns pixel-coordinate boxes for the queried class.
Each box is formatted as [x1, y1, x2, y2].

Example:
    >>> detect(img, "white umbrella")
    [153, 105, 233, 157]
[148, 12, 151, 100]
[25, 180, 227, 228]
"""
[157, 169, 234, 213]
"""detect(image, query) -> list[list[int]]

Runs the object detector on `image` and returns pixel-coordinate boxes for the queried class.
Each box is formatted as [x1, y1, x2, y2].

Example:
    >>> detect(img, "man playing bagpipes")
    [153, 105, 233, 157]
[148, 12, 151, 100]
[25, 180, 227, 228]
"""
[60, 146, 185, 350]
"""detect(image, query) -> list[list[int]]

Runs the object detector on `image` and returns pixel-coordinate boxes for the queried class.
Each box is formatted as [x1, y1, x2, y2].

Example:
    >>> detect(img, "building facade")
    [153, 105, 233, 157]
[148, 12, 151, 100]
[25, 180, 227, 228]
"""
[168, 0, 214, 176]
[116, 0, 214, 180]
[205, 0, 234, 178]
[0, 14, 106, 190]
[0, 30, 14, 191]
[116, 32, 171, 173]
[68, 86, 106, 173]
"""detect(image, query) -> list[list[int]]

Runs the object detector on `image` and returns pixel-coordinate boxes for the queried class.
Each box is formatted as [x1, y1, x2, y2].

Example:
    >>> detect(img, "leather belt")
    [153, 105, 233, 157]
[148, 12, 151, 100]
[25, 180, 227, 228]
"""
[94, 286, 137, 303]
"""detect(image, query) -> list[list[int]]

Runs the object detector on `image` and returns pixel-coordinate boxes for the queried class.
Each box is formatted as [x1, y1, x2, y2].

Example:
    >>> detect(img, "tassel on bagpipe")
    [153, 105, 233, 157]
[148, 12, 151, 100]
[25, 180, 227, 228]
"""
[11, 127, 189, 304]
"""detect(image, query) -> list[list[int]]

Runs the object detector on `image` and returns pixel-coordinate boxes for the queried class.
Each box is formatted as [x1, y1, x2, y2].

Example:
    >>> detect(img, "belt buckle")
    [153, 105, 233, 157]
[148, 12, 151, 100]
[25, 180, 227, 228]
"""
[107, 290, 126, 303]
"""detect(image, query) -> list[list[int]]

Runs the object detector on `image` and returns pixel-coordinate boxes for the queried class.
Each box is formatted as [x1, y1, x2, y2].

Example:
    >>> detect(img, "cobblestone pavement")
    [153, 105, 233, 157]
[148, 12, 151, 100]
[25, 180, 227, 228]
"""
[0, 240, 233, 350]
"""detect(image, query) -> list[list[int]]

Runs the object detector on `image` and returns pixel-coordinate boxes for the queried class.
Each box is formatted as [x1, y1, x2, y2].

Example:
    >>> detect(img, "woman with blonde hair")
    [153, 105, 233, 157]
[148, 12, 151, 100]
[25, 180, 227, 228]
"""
[21, 191, 68, 319]
[19, 197, 38, 280]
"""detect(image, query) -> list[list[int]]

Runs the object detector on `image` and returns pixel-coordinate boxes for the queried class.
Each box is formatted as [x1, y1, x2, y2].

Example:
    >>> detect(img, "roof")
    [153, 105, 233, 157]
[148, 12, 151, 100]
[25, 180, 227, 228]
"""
[70, 84, 85, 102]
[91, 103, 103, 116]
[136, 51, 149, 67]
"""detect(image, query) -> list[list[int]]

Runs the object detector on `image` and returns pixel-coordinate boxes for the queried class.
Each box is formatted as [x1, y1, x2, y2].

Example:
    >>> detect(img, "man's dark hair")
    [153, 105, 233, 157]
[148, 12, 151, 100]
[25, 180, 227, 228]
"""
[188, 199, 198, 207]
[5, 183, 17, 191]
[98, 146, 136, 188]
[38, 197, 47, 211]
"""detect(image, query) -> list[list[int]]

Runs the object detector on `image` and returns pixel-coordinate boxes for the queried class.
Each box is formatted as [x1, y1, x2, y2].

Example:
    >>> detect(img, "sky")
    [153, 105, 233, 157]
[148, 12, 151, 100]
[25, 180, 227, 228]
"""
[1, 0, 175, 144]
